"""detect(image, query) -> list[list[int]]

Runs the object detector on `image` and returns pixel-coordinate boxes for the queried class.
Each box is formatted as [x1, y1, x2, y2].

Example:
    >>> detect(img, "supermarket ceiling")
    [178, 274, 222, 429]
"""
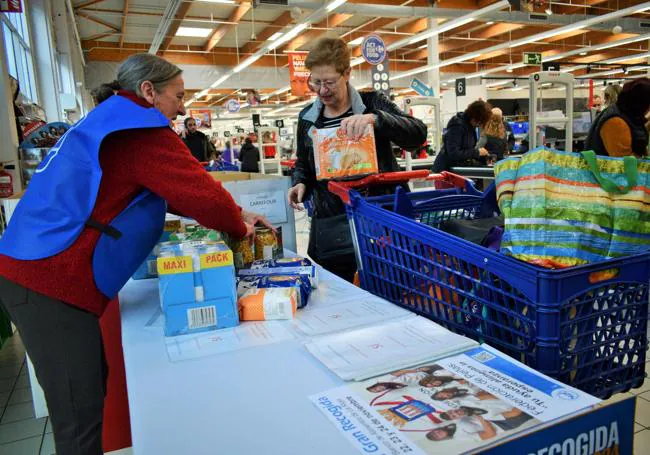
[73, 0, 650, 106]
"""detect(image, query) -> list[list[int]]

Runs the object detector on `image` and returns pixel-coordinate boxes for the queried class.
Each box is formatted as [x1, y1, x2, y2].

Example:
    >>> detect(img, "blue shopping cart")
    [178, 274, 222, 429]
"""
[329, 171, 650, 398]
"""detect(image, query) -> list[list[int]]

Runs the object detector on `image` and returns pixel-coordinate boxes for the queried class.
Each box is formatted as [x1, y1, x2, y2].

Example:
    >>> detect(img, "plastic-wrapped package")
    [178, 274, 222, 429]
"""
[238, 288, 297, 320]
[237, 274, 312, 308]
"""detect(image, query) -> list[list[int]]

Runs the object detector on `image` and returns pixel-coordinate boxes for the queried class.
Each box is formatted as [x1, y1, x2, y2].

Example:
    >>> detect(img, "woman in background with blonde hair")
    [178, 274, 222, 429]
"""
[476, 107, 508, 162]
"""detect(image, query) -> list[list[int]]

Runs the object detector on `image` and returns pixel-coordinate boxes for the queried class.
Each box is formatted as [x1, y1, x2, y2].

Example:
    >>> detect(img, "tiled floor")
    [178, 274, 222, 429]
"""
[0, 334, 132, 455]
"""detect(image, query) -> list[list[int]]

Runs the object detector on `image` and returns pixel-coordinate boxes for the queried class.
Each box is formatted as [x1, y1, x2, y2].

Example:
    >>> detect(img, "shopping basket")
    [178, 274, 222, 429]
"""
[329, 171, 650, 398]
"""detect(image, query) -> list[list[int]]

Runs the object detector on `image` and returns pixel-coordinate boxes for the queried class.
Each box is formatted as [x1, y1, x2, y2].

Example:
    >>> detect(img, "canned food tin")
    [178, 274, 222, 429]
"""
[255, 227, 278, 261]
[231, 236, 255, 268]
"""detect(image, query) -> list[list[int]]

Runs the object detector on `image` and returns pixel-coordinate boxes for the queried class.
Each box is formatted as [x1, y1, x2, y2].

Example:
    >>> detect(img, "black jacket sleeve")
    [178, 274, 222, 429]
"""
[372, 93, 427, 149]
[292, 116, 316, 196]
[444, 121, 479, 163]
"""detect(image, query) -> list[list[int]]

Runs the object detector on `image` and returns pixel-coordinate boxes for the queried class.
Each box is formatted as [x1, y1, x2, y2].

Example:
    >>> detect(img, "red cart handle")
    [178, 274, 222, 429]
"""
[328, 171, 470, 204]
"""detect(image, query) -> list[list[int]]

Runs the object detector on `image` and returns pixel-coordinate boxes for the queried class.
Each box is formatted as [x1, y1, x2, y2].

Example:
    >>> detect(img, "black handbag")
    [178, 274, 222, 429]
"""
[308, 214, 355, 262]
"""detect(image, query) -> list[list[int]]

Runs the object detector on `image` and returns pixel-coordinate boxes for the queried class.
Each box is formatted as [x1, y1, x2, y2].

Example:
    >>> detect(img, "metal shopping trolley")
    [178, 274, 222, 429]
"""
[329, 171, 650, 398]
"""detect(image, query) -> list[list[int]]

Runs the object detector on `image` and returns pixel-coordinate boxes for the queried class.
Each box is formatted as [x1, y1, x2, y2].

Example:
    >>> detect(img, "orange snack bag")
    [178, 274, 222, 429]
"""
[237, 288, 297, 321]
[312, 126, 378, 180]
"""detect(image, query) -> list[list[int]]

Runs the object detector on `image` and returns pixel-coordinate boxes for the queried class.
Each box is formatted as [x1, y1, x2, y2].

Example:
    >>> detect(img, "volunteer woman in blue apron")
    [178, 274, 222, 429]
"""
[0, 53, 269, 455]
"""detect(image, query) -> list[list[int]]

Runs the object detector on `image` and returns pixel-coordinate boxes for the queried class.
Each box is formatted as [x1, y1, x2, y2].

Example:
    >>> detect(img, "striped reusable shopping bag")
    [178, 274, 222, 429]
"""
[494, 148, 650, 268]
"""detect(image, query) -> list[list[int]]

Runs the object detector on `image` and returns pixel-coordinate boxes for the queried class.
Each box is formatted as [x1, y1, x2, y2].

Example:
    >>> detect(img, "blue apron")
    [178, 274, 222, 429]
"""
[0, 95, 171, 299]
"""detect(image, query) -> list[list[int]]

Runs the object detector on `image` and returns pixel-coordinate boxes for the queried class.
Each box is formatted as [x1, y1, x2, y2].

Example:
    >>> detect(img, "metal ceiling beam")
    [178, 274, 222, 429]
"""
[149, 0, 186, 55]
[76, 11, 120, 31]
[119, 0, 129, 49]
[205, 3, 251, 52]
[275, 1, 650, 33]
[74, 0, 107, 9]
[240, 11, 294, 55]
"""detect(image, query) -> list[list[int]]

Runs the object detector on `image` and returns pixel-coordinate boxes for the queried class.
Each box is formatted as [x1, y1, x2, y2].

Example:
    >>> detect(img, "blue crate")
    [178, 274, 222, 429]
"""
[343, 184, 650, 399]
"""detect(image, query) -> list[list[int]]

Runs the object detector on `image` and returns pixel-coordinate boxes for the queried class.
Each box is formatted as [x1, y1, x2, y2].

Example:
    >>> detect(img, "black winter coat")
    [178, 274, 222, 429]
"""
[433, 112, 480, 172]
[239, 143, 260, 172]
[292, 90, 427, 219]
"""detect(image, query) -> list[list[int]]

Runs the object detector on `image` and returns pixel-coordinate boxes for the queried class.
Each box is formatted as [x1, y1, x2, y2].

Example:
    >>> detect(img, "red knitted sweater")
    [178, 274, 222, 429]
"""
[0, 92, 247, 316]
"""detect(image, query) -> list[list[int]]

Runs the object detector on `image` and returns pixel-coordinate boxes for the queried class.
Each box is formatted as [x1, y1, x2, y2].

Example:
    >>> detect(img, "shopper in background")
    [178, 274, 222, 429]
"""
[585, 78, 650, 157]
[182, 117, 217, 162]
[591, 94, 603, 118]
[433, 100, 492, 172]
[91, 80, 120, 106]
[603, 84, 622, 109]
[287, 37, 427, 282]
[222, 140, 237, 164]
[239, 137, 261, 172]
[476, 108, 508, 162]
[0, 53, 270, 455]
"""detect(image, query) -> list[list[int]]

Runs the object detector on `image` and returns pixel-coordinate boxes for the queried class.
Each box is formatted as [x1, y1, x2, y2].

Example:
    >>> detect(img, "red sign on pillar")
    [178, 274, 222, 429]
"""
[0, 0, 22, 13]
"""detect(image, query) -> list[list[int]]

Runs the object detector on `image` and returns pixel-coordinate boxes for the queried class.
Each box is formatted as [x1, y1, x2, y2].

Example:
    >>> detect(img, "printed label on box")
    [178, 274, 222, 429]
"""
[157, 256, 193, 275]
[200, 251, 234, 269]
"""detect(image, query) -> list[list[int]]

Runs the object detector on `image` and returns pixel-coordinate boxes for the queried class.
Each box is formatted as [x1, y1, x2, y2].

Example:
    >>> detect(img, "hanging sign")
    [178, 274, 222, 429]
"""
[0, 1, 22, 13]
[288, 52, 312, 97]
[226, 99, 241, 113]
[455, 78, 466, 97]
[371, 61, 391, 96]
[523, 52, 543, 65]
[361, 35, 386, 65]
[410, 77, 434, 97]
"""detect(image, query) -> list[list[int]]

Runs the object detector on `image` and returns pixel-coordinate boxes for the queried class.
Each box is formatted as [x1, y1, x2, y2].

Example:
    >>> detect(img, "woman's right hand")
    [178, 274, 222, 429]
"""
[478, 147, 489, 157]
[288, 183, 307, 210]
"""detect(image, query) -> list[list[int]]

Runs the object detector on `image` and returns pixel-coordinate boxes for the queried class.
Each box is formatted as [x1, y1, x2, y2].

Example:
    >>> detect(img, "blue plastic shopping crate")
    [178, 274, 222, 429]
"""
[329, 171, 650, 399]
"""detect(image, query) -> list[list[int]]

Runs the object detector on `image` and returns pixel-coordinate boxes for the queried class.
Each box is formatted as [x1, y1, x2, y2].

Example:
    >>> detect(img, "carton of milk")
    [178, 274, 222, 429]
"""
[157, 241, 238, 336]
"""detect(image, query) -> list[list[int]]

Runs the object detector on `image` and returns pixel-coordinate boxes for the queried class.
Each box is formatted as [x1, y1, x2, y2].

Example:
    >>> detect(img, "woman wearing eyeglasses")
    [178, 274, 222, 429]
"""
[287, 37, 427, 282]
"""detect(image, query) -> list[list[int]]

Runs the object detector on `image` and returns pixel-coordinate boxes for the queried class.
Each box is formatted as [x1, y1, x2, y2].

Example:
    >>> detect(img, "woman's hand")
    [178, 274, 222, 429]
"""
[478, 147, 489, 157]
[288, 183, 307, 210]
[241, 210, 274, 231]
[340, 114, 376, 141]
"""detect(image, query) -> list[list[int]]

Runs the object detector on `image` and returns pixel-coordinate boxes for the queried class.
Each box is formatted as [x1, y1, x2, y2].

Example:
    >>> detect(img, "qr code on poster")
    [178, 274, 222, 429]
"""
[472, 350, 495, 363]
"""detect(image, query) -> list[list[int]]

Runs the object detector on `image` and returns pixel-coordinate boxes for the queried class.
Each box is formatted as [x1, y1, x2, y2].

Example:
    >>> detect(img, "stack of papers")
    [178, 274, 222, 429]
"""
[305, 316, 478, 381]
[295, 296, 413, 336]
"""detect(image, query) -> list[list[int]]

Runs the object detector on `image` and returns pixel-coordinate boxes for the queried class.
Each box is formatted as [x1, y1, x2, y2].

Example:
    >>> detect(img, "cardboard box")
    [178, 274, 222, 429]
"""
[157, 242, 238, 337]
[209, 172, 296, 253]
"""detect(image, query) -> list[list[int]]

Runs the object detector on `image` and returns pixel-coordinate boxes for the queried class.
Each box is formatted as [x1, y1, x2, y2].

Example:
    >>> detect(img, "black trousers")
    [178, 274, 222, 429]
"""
[0, 276, 106, 455]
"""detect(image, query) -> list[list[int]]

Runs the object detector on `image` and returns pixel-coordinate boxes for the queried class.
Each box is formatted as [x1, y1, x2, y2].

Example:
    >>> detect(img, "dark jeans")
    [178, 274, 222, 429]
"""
[0, 276, 106, 455]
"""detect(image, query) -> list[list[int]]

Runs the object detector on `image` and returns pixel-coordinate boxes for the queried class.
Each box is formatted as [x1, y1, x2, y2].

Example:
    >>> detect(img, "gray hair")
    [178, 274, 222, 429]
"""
[604, 84, 622, 106]
[116, 53, 182, 96]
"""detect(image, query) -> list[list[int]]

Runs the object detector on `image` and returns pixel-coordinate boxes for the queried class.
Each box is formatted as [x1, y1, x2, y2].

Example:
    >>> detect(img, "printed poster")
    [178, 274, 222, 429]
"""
[312, 126, 378, 180]
[188, 109, 212, 128]
[310, 345, 599, 455]
[288, 52, 312, 97]
[20, 122, 70, 149]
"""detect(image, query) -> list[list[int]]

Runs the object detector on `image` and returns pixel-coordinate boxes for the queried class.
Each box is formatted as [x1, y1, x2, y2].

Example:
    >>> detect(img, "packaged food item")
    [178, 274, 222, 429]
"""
[237, 274, 312, 308]
[312, 126, 378, 180]
[230, 236, 255, 268]
[254, 227, 278, 261]
[238, 288, 297, 321]
[238, 257, 318, 287]
[157, 241, 238, 336]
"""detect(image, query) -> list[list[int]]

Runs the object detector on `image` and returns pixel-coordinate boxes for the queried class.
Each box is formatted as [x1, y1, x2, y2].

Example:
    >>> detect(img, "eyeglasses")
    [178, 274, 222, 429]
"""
[308, 74, 343, 92]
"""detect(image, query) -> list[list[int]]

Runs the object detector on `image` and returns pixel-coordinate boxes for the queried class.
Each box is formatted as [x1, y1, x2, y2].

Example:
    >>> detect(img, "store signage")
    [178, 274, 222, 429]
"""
[371, 61, 391, 96]
[0, 0, 22, 13]
[485, 397, 634, 455]
[523, 52, 543, 65]
[240, 191, 288, 224]
[188, 109, 212, 128]
[275, 119, 285, 128]
[542, 62, 561, 71]
[224, 131, 231, 137]
[226, 99, 240, 113]
[361, 35, 386, 65]
[288, 52, 312, 97]
[410, 77, 434, 97]
[455, 78, 466, 97]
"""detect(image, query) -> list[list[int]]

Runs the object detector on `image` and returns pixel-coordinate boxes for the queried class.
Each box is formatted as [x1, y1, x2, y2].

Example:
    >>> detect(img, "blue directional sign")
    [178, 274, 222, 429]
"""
[361, 35, 387, 65]
[410, 77, 434, 97]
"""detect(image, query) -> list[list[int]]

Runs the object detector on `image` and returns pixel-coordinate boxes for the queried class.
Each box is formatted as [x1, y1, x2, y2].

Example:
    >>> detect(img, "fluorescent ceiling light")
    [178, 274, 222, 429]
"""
[506, 67, 513, 72]
[233, 54, 262, 73]
[602, 51, 650, 64]
[268, 23, 308, 50]
[326, 0, 348, 12]
[438, 17, 474, 34]
[486, 21, 495, 25]
[579, 51, 587, 56]
[176, 27, 213, 38]
[197, 89, 209, 98]
[418, 43, 428, 49]
[349, 37, 364, 46]
[199, 0, 235, 3]
[211, 75, 229, 88]
[510, 24, 585, 48]
[486, 80, 511, 88]
[466, 71, 487, 79]
[268, 32, 284, 41]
